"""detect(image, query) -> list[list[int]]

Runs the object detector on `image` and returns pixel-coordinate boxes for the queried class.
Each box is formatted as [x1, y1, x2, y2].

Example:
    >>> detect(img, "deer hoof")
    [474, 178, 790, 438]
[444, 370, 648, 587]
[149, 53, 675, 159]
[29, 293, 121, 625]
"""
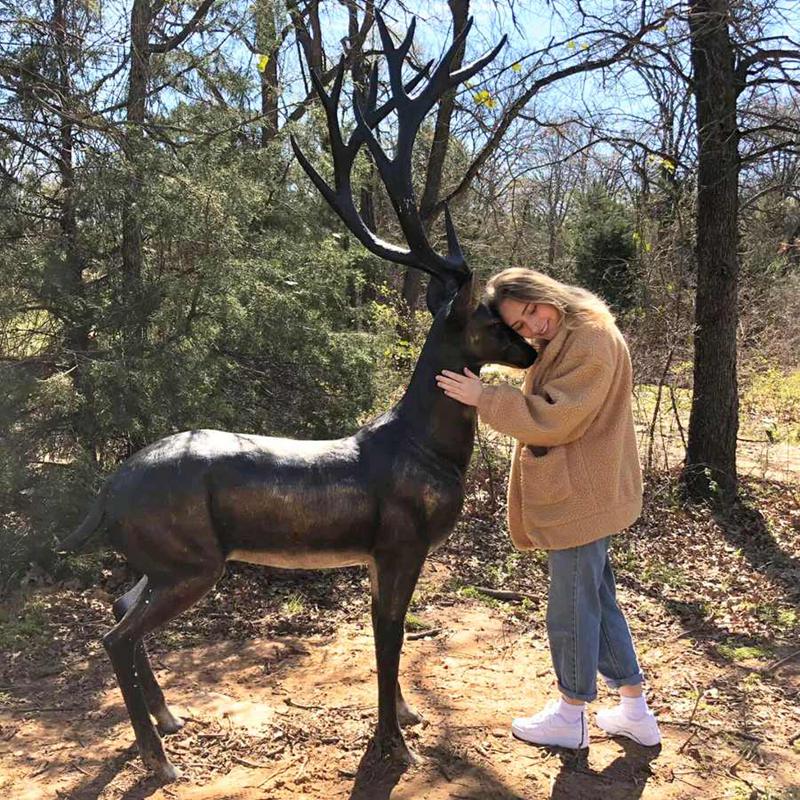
[154, 760, 181, 783]
[143, 752, 180, 783]
[156, 711, 185, 736]
[397, 704, 424, 727]
[370, 735, 421, 767]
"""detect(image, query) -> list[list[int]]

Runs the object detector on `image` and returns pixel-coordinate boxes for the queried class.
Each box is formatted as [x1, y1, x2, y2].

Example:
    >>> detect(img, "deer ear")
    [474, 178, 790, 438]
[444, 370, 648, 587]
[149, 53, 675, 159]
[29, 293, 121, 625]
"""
[426, 276, 451, 315]
[446, 275, 476, 324]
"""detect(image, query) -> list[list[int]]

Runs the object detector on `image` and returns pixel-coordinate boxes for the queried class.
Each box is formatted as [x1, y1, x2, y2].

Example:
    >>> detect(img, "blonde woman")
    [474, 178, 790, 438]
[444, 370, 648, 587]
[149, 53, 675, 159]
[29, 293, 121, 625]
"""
[436, 268, 660, 750]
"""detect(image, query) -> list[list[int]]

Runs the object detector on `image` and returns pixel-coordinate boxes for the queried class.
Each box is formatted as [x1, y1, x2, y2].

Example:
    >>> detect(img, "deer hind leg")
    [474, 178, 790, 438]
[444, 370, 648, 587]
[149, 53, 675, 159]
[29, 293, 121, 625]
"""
[369, 548, 427, 764]
[396, 682, 423, 727]
[103, 566, 222, 782]
[112, 577, 183, 735]
[368, 567, 424, 728]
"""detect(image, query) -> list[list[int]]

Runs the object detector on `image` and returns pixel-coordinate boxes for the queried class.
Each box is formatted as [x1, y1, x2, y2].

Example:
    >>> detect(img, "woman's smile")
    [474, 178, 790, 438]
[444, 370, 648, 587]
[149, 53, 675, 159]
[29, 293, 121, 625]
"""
[497, 298, 561, 341]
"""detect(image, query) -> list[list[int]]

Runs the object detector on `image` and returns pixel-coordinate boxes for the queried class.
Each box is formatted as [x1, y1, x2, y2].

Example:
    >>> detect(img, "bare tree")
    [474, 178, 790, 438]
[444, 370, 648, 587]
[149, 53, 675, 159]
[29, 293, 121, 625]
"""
[683, 0, 799, 502]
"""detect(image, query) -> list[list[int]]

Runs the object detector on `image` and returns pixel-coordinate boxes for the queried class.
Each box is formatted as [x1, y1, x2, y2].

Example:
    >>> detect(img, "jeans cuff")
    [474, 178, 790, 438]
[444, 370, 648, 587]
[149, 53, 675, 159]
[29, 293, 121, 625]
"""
[601, 671, 645, 690]
[557, 681, 597, 703]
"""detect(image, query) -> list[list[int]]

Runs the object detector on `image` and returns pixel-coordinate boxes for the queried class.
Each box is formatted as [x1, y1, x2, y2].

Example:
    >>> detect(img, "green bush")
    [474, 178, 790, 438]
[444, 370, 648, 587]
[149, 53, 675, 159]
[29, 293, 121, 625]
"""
[572, 185, 639, 312]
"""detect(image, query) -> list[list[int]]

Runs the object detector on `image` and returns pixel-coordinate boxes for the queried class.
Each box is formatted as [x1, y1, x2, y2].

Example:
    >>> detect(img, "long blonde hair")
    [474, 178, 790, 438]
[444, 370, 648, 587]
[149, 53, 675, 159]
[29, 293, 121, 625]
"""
[484, 268, 615, 332]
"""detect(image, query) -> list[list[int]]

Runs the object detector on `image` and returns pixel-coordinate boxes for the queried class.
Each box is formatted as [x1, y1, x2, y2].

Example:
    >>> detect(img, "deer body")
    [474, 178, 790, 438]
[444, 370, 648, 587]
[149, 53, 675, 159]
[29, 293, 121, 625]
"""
[61, 15, 536, 781]
[102, 411, 468, 575]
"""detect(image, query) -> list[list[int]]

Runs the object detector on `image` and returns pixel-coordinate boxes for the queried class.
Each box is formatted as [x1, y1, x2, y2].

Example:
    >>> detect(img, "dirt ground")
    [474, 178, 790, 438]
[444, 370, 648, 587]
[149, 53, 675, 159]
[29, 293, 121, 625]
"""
[1, 475, 799, 799]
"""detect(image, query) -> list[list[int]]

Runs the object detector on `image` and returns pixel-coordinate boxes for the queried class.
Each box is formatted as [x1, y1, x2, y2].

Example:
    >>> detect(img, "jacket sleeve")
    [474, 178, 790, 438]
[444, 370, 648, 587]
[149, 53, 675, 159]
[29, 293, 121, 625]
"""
[477, 358, 614, 447]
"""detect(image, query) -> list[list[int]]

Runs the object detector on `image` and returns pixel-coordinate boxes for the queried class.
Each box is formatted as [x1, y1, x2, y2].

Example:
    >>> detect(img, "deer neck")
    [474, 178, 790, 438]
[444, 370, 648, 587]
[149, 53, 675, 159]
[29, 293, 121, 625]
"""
[396, 317, 476, 473]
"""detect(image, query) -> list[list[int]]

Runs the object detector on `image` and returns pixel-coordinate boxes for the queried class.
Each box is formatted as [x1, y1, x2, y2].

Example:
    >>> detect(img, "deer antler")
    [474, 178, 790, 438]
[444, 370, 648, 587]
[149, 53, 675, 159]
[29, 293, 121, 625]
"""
[291, 12, 506, 290]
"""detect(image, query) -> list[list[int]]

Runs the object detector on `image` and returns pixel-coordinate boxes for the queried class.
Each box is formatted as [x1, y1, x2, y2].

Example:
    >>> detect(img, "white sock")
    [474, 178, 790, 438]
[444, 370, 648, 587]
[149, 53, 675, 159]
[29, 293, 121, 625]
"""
[620, 694, 648, 720]
[557, 698, 585, 723]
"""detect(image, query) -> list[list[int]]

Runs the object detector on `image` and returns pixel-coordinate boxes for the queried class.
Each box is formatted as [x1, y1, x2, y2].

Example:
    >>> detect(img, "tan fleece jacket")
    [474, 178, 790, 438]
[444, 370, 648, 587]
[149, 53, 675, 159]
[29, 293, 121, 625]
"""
[477, 320, 642, 550]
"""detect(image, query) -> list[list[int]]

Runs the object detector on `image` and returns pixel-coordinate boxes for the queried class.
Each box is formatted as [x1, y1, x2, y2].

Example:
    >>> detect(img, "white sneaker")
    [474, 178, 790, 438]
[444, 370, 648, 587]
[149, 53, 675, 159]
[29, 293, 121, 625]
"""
[595, 705, 661, 746]
[511, 700, 589, 749]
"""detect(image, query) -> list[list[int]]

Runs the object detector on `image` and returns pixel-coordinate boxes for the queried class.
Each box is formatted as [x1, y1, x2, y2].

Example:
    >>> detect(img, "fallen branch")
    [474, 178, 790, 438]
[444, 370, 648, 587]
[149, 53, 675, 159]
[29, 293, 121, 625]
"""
[659, 718, 763, 743]
[232, 755, 275, 769]
[407, 627, 442, 640]
[469, 585, 538, 603]
[762, 648, 800, 675]
[677, 729, 698, 754]
[256, 757, 298, 788]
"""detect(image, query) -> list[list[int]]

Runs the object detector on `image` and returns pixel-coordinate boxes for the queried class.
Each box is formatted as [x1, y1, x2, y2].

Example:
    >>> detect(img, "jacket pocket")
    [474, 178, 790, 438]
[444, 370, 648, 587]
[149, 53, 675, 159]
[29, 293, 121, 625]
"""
[519, 445, 574, 528]
[519, 445, 572, 505]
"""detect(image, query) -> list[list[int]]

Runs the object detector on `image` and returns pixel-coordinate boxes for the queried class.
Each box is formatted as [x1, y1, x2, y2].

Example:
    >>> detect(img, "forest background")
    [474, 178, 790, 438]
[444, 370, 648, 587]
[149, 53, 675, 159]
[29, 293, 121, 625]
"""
[1, 1, 800, 797]
[0, 0, 798, 586]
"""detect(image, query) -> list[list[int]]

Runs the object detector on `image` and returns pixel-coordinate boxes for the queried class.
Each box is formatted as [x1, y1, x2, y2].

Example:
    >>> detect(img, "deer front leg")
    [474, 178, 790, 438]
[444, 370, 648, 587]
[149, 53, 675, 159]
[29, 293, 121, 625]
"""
[368, 567, 424, 729]
[368, 548, 427, 764]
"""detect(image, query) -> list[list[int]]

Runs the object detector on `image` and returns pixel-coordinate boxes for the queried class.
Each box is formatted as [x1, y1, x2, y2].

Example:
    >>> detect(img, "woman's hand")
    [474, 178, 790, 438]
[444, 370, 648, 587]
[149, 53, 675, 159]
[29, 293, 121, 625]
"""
[436, 367, 484, 407]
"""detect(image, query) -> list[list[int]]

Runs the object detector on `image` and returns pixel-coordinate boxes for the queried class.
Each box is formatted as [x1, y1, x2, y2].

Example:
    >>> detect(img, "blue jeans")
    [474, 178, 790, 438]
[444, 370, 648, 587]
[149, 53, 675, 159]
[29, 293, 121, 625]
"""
[546, 537, 644, 702]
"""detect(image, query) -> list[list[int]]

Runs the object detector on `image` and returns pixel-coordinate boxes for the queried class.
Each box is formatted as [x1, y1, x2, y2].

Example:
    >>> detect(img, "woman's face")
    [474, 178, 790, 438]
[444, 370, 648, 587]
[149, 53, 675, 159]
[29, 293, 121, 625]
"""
[497, 298, 561, 341]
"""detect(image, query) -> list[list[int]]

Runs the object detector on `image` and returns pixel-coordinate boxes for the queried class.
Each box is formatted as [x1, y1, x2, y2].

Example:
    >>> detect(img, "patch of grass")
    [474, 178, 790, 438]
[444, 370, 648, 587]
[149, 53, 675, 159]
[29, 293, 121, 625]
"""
[486, 553, 523, 587]
[56, 551, 107, 586]
[0, 597, 49, 649]
[716, 642, 773, 662]
[281, 593, 305, 616]
[756, 789, 800, 800]
[633, 383, 692, 428]
[158, 623, 207, 649]
[740, 366, 800, 444]
[520, 597, 536, 613]
[753, 603, 798, 632]
[609, 541, 639, 574]
[739, 672, 763, 691]
[404, 613, 430, 632]
[409, 587, 434, 611]
[456, 585, 504, 609]
[640, 561, 688, 589]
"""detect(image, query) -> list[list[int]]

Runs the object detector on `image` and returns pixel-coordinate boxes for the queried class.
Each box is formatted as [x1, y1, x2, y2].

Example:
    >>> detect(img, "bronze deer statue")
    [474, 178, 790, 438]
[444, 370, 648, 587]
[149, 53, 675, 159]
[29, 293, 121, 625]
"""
[60, 13, 536, 782]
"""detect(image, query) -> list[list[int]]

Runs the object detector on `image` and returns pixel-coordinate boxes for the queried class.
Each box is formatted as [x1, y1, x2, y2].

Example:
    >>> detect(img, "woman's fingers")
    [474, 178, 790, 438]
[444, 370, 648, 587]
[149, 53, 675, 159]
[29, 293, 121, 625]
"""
[436, 369, 482, 406]
[436, 375, 466, 388]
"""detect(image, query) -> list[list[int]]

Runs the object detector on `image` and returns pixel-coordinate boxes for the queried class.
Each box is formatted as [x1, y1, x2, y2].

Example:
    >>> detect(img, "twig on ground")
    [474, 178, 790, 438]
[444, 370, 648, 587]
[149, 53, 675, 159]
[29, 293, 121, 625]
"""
[256, 757, 297, 787]
[469, 586, 537, 603]
[659, 718, 763, 743]
[686, 680, 702, 727]
[762, 648, 800, 675]
[232, 755, 275, 769]
[677, 729, 698, 754]
[27, 761, 53, 778]
[285, 697, 326, 710]
[672, 627, 704, 641]
[407, 628, 441, 640]
[726, 748, 750, 774]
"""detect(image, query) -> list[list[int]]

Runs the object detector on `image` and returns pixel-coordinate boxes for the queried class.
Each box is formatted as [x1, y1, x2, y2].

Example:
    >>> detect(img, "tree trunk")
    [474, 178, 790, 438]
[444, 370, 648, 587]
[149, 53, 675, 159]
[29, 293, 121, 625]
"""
[121, 0, 151, 357]
[684, 0, 740, 503]
[256, 0, 279, 145]
[53, 0, 96, 459]
[401, 0, 469, 312]
[117, 0, 154, 452]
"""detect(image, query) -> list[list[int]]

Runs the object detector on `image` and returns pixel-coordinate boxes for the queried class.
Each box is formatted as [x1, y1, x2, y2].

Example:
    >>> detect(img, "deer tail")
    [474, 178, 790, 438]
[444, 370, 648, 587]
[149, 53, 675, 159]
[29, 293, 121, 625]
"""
[58, 483, 108, 553]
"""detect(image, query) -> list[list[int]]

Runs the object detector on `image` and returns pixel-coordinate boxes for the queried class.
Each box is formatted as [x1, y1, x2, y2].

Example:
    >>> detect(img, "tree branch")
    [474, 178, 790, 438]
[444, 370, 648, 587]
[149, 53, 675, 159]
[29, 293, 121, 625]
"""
[149, 0, 216, 55]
